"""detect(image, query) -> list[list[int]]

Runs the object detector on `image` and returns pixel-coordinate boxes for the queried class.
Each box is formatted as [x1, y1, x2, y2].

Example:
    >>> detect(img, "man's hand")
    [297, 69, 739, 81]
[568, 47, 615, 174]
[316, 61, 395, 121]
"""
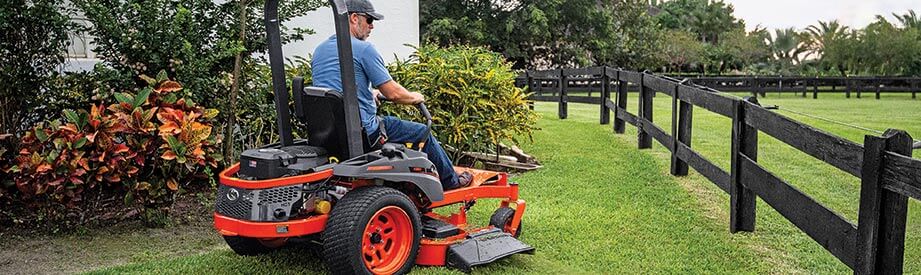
[378, 80, 425, 105]
[372, 89, 382, 105]
[409, 92, 425, 104]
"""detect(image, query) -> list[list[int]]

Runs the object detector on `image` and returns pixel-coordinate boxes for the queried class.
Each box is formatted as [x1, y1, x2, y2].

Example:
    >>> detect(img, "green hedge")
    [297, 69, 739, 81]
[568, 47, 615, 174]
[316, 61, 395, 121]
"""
[387, 45, 539, 161]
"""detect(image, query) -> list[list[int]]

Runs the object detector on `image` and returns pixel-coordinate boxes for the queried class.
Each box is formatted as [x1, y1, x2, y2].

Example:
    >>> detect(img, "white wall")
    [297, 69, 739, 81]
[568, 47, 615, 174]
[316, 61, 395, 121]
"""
[282, 0, 420, 63]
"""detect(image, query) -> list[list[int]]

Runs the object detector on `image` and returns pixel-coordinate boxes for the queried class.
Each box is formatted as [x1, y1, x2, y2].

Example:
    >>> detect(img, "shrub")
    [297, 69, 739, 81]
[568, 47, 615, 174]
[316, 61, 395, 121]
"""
[0, 0, 81, 135]
[387, 45, 539, 161]
[73, 0, 325, 161]
[225, 56, 314, 157]
[5, 73, 220, 222]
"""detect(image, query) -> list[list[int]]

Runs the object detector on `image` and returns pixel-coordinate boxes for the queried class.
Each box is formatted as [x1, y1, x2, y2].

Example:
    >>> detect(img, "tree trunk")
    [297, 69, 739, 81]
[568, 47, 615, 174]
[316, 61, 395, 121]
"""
[225, 1, 248, 162]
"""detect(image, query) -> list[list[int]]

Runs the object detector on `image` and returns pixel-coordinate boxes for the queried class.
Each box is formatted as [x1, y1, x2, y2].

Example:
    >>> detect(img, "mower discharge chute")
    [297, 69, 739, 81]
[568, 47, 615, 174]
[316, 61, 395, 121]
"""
[212, 0, 534, 273]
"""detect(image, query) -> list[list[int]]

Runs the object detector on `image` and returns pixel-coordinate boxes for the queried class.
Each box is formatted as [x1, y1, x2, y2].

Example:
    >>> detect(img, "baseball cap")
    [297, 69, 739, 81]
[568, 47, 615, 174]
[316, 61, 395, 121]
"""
[347, 0, 384, 20]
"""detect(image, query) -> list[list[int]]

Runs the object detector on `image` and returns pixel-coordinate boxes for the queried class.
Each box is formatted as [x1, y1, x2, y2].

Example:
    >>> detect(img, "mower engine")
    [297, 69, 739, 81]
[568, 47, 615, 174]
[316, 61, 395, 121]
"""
[238, 142, 329, 180]
[215, 142, 334, 223]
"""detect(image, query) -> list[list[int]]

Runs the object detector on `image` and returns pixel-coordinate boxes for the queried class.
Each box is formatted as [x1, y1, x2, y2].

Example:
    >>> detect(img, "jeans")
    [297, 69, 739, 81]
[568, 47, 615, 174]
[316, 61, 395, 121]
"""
[368, 116, 459, 190]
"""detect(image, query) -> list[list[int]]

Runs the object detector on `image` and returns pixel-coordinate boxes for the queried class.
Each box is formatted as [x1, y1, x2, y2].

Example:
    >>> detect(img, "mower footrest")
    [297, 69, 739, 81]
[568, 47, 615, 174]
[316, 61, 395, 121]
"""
[445, 228, 535, 272]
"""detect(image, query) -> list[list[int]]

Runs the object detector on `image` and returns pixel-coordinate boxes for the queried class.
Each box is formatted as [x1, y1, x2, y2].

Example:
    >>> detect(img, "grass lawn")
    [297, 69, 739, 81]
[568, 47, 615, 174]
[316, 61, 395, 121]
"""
[87, 103, 788, 274]
[83, 94, 918, 274]
[610, 91, 920, 273]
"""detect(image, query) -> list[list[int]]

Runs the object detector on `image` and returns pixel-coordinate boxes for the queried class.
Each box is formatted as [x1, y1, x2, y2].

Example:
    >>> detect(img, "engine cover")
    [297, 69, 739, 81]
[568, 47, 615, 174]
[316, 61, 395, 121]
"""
[239, 142, 328, 180]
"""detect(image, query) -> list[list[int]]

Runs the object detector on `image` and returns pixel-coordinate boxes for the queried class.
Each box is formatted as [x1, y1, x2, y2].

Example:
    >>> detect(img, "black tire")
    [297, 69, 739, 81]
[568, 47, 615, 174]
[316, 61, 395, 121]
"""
[489, 207, 522, 238]
[322, 186, 421, 275]
[224, 236, 288, 256]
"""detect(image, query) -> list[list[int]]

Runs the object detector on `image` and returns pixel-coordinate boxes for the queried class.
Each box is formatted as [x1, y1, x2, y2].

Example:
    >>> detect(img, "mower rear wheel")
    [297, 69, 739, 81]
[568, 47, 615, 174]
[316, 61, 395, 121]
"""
[223, 236, 288, 256]
[323, 186, 421, 275]
[490, 207, 522, 238]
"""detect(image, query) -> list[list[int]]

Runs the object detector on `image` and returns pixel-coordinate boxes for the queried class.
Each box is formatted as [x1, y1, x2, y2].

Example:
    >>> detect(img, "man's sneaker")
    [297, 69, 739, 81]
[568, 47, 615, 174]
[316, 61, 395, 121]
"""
[456, 171, 474, 189]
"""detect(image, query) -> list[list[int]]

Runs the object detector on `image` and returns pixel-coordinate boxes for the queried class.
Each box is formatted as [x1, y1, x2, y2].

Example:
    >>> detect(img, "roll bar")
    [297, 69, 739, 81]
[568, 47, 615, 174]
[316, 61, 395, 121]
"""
[264, 0, 363, 158]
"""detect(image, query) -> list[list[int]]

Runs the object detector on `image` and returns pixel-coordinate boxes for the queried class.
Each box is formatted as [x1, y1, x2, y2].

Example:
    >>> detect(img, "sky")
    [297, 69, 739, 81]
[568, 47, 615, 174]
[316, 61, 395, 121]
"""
[726, 0, 919, 32]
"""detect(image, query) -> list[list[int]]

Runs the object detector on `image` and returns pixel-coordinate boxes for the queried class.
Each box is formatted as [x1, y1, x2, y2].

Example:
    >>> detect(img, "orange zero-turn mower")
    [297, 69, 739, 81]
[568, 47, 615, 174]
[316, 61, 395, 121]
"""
[213, 0, 534, 274]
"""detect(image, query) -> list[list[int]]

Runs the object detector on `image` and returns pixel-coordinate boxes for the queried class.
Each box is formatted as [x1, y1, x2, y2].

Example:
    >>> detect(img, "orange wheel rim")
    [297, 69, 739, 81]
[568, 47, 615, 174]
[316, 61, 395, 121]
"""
[362, 206, 413, 274]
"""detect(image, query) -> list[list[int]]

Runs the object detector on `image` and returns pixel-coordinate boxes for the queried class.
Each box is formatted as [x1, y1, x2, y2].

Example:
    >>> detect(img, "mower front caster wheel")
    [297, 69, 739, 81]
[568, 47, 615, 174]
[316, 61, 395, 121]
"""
[224, 236, 288, 256]
[490, 207, 522, 238]
[323, 186, 421, 275]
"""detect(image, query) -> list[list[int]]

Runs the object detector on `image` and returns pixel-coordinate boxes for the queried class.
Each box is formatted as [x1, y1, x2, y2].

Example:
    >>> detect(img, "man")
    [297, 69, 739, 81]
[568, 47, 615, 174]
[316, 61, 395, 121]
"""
[311, 0, 472, 190]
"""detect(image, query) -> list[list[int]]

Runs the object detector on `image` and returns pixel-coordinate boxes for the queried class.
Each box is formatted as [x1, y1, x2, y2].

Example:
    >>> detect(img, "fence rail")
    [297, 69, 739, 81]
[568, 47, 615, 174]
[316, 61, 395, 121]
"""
[517, 73, 921, 100]
[517, 66, 921, 274]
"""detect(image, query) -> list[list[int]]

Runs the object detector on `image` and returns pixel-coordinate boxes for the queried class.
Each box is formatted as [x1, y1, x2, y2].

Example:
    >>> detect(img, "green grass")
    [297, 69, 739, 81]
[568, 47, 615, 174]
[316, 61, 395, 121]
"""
[88, 102, 788, 274]
[86, 94, 919, 274]
[612, 91, 920, 273]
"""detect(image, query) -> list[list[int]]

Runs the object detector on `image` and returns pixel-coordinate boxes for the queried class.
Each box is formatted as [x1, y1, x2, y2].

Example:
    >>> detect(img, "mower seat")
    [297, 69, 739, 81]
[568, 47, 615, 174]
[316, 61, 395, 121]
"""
[293, 83, 379, 160]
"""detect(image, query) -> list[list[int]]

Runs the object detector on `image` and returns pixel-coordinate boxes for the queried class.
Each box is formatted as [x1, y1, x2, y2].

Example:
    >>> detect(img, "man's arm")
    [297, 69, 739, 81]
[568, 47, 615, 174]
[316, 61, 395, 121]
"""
[377, 80, 424, 105]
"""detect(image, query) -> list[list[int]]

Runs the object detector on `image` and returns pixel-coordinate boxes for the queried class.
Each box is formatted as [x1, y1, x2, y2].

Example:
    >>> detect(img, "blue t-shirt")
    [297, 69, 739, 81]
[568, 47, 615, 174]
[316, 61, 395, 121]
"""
[311, 35, 392, 133]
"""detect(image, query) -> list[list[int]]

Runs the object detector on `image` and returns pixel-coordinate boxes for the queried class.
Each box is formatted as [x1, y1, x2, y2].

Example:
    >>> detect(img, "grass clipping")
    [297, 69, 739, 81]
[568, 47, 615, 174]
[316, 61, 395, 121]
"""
[386, 45, 539, 165]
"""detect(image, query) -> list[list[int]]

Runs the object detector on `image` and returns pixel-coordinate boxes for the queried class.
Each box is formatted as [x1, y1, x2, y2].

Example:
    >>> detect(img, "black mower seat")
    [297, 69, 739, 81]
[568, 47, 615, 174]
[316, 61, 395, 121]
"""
[294, 85, 380, 160]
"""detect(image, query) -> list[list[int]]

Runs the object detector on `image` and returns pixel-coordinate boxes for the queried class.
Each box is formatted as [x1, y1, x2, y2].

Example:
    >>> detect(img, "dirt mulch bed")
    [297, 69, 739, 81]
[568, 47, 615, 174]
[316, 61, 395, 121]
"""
[0, 192, 225, 275]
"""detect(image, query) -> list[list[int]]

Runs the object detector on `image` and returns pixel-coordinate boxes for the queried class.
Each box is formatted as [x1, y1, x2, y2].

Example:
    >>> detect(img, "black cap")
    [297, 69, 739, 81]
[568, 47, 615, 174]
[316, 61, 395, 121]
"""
[347, 0, 384, 20]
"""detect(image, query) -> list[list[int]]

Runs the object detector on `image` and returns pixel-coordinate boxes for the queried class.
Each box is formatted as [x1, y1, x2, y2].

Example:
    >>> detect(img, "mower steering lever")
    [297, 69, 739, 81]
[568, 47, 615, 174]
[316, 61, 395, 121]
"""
[416, 102, 432, 140]
[377, 94, 433, 148]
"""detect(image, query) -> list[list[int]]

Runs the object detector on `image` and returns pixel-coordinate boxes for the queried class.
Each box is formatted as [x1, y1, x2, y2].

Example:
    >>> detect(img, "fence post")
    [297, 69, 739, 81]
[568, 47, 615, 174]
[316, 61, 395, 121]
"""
[730, 96, 759, 233]
[526, 71, 535, 110]
[856, 129, 913, 274]
[671, 81, 692, 176]
[912, 78, 917, 99]
[846, 76, 852, 98]
[801, 78, 807, 98]
[559, 69, 568, 119]
[637, 72, 653, 149]
[858, 78, 863, 99]
[614, 70, 627, 134]
[813, 77, 819, 99]
[753, 76, 762, 98]
[600, 67, 611, 125]
[875, 78, 881, 100]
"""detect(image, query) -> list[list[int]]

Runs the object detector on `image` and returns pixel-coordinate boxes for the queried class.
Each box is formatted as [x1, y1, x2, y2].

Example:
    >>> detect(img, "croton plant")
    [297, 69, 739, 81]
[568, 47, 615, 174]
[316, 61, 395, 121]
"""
[6, 71, 221, 208]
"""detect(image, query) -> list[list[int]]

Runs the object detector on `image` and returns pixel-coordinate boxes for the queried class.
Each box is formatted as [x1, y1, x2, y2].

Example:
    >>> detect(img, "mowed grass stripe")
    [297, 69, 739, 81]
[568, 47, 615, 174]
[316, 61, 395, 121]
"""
[88, 102, 774, 274]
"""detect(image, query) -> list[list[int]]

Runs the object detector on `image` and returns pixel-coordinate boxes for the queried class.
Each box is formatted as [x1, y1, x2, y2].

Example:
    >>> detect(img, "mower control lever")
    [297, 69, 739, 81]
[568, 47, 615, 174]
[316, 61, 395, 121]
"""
[376, 94, 432, 148]
[416, 103, 432, 142]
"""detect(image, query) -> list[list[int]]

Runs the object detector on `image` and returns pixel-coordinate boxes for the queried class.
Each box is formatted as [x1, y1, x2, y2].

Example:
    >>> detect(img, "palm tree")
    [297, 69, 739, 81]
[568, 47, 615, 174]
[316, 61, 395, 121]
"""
[892, 9, 920, 30]
[805, 20, 849, 58]
[767, 28, 808, 65]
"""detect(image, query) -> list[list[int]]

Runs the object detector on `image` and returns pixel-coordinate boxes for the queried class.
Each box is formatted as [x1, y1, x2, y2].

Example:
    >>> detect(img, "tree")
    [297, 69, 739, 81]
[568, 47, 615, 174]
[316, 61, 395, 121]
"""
[717, 27, 771, 73]
[74, 0, 325, 160]
[893, 10, 920, 31]
[654, 0, 743, 44]
[654, 0, 756, 73]
[804, 20, 848, 58]
[0, 0, 79, 136]
[816, 29, 858, 76]
[858, 18, 921, 75]
[421, 0, 664, 70]
[766, 28, 808, 71]
[659, 30, 705, 72]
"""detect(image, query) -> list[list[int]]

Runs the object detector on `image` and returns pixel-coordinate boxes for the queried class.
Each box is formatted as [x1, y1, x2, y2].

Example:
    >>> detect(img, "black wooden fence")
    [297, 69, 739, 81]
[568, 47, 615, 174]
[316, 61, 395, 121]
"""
[519, 72, 921, 100]
[517, 66, 921, 274]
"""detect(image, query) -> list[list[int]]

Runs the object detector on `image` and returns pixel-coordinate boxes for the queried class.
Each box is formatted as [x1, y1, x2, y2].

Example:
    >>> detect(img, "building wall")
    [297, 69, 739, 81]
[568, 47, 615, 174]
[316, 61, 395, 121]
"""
[284, 0, 420, 63]
[64, 0, 420, 71]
